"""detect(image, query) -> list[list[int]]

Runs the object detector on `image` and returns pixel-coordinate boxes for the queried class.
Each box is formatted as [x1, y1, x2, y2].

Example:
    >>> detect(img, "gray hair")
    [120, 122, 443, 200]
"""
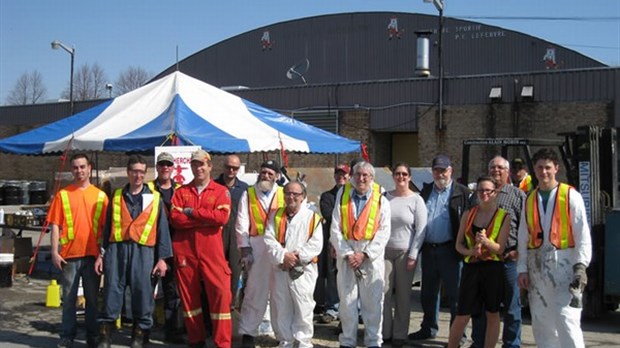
[488, 156, 510, 170]
[353, 161, 375, 177]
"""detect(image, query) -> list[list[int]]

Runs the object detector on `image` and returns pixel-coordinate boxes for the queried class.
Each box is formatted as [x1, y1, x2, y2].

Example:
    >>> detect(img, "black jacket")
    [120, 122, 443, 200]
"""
[420, 181, 471, 256]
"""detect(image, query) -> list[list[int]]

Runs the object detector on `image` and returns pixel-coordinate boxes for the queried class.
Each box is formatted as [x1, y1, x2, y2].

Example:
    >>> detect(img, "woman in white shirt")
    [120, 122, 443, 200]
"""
[382, 163, 428, 347]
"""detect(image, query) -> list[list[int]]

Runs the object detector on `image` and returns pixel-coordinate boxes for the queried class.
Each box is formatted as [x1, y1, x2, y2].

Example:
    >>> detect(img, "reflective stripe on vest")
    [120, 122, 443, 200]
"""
[59, 189, 106, 245]
[111, 188, 161, 245]
[463, 206, 507, 263]
[525, 183, 574, 249]
[147, 180, 181, 193]
[519, 175, 533, 193]
[339, 182, 382, 241]
[274, 207, 320, 263]
[248, 186, 284, 236]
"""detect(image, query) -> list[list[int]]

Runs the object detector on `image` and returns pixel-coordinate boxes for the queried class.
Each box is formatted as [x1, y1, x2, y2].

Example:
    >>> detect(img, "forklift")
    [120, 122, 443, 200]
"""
[461, 126, 619, 317]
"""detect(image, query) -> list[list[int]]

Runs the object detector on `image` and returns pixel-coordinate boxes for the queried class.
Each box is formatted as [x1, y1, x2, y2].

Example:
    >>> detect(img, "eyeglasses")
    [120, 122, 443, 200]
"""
[157, 162, 174, 167]
[283, 191, 303, 198]
[129, 169, 146, 176]
[489, 165, 507, 170]
[477, 189, 496, 195]
[225, 165, 240, 171]
[393, 172, 409, 177]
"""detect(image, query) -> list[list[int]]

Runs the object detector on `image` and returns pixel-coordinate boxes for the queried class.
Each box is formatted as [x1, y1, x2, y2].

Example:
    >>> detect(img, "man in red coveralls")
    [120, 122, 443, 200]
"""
[170, 149, 233, 348]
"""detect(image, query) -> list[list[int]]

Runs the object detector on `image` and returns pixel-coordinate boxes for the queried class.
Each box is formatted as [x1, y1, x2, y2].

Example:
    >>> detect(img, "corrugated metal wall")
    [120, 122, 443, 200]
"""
[153, 12, 605, 89]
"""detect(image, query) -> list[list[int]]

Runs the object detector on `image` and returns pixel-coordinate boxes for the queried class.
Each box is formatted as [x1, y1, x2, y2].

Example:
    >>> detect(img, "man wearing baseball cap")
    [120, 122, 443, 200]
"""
[409, 155, 471, 342]
[236, 160, 285, 348]
[170, 149, 233, 348]
[315, 164, 350, 323]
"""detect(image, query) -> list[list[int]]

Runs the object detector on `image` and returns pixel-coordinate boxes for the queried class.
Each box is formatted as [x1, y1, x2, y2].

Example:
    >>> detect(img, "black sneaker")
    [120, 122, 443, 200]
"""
[407, 329, 436, 340]
[57, 338, 73, 348]
[241, 334, 255, 348]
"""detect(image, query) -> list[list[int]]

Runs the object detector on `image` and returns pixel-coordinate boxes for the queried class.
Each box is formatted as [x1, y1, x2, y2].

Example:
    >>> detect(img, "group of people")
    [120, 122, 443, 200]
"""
[47, 147, 591, 348]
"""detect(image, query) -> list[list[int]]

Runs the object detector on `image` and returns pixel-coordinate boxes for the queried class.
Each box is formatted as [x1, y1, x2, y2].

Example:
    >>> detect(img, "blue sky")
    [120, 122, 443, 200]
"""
[1, 0, 618, 105]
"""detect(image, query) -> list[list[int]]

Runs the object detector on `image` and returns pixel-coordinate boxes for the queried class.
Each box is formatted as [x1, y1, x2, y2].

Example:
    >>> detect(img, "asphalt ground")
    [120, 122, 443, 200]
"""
[1, 270, 619, 348]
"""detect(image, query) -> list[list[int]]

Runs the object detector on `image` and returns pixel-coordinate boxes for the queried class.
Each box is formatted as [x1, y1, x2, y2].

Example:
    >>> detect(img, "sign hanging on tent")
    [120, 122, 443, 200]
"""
[154, 146, 200, 185]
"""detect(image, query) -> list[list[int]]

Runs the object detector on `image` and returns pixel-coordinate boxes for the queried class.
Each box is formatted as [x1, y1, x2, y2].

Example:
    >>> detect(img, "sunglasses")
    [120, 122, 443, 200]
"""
[225, 165, 240, 171]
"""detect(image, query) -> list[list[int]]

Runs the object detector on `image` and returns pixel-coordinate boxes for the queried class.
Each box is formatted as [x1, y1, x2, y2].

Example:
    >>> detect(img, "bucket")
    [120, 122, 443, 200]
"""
[0, 253, 13, 287]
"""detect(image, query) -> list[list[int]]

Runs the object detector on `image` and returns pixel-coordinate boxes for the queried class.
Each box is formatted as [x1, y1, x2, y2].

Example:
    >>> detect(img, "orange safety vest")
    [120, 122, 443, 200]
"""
[273, 207, 321, 263]
[111, 188, 161, 247]
[248, 186, 284, 236]
[519, 174, 533, 193]
[339, 182, 382, 241]
[525, 183, 575, 250]
[463, 206, 507, 263]
[59, 189, 107, 245]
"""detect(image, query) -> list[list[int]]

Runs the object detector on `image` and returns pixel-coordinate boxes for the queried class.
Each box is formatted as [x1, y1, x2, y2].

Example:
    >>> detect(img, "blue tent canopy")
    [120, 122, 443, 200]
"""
[0, 71, 360, 155]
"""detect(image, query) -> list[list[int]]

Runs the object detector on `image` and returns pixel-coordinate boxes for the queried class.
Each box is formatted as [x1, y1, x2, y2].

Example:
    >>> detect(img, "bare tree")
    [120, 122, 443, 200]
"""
[5, 70, 47, 105]
[63, 63, 108, 101]
[115, 66, 150, 95]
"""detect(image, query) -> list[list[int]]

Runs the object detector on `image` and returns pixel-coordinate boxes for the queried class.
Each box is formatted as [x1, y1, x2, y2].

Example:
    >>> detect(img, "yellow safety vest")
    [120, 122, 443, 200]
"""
[111, 188, 161, 246]
[463, 206, 507, 263]
[59, 190, 107, 245]
[273, 207, 321, 263]
[339, 182, 382, 241]
[519, 175, 533, 193]
[525, 183, 574, 249]
[248, 186, 284, 236]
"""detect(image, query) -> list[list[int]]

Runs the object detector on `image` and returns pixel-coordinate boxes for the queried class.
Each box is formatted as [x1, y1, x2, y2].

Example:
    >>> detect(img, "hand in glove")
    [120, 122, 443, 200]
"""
[570, 263, 587, 292]
[240, 247, 254, 271]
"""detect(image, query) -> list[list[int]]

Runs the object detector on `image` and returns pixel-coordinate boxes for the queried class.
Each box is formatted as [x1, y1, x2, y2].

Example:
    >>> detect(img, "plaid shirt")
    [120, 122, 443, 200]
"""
[496, 184, 526, 251]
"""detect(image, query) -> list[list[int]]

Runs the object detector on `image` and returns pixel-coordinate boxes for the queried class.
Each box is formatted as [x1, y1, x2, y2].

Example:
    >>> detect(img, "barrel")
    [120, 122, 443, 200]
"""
[29, 181, 47, 205]
[20, 181, 30, 205]
[3, 181, 22, 205]
[0, 253, 13, 287]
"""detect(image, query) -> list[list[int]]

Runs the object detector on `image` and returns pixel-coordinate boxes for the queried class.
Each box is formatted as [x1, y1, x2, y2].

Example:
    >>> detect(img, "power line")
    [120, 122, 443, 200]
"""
[454, 15, 619, 22]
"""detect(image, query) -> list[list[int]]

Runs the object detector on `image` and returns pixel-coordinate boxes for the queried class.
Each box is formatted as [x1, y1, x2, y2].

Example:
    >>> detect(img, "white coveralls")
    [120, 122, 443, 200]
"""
[330, 187, 391, 347]
[517, 185, 592, 348]
[264, 202, 323, 348]
[236, 183, 280, 336]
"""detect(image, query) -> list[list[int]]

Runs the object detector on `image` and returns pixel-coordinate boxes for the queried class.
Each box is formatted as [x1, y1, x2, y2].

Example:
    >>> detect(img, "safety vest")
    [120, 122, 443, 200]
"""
[273, 208, 321, 263]
[59, 189, 107, 245]
[248, 186, 284, 236]
[463, 206, 507, 263]
[525, 183, 575, 249]
[146, 180, 181, 193]
[519, 174, 533, 194]
[339, 182, 382, 241]
[111, 188, 161, 246]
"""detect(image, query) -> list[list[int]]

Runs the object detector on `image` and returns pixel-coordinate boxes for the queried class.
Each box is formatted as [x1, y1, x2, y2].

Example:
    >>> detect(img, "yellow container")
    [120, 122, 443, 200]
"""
[46, 279, 61, 308]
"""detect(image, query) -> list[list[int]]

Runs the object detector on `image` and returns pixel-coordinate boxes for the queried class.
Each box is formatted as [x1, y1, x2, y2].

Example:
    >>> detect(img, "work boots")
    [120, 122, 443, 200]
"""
[96, 323, 112, 348]
[130, 326, 146, 348]
[241, 334, 255, 348]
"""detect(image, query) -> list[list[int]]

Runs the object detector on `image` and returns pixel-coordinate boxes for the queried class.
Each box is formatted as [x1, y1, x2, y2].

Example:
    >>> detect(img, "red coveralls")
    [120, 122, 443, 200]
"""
[170, 180, 232, 347]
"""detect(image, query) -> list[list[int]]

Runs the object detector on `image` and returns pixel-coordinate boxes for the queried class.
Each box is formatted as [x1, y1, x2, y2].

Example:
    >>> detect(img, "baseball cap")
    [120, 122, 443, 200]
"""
[260, 160, 281, 174]
[190, 149, 212, 163]
[431, 155, 451, 169]
[335, 164, 350, 174]
[156, 152, 174, 165]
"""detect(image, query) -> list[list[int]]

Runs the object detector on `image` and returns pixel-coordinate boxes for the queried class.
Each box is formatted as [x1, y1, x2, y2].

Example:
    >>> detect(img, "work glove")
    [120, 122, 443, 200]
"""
[240, 247, 254, 271]
[570, 263, 588, 292]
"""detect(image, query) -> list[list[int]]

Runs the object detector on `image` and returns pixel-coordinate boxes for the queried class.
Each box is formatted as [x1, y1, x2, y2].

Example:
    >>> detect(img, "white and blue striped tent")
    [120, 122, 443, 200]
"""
[0, 71, 360, 155]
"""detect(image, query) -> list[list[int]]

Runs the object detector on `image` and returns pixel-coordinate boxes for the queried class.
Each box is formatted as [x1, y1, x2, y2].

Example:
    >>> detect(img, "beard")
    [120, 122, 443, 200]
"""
[257, 179, 274, 192]
[434, 178, 449, 190]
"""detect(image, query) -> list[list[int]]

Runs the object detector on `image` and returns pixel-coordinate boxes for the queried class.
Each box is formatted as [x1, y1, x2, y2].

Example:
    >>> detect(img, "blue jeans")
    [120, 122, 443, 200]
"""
[60, 257, 99, 340]
[419, 243, 462, 335]
[471, 260, 522, 348]
[325, 256, 339, 316]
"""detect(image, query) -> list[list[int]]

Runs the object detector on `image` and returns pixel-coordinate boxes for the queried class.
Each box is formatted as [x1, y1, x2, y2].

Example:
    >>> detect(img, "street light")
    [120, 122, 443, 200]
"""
[424, 0, 444, 130]
[51, 40, 75, 115]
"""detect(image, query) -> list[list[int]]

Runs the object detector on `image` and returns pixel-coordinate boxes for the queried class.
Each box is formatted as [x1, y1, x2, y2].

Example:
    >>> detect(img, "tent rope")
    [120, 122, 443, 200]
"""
[28, 138, 74, 277]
